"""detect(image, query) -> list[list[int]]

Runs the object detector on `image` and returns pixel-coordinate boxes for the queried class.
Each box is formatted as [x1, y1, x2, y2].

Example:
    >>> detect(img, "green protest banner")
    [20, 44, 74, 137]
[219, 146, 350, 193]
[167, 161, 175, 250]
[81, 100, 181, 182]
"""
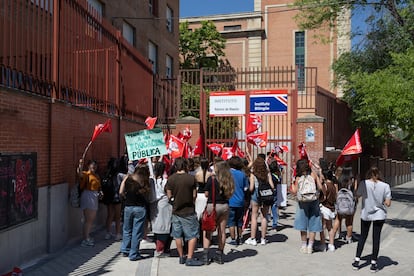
[124, 128, 168, 161]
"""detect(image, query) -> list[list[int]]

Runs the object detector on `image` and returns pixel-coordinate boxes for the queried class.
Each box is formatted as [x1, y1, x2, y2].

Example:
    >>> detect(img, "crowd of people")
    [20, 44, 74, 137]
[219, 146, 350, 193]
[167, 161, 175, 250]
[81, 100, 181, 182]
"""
[76, 152, 392, 271]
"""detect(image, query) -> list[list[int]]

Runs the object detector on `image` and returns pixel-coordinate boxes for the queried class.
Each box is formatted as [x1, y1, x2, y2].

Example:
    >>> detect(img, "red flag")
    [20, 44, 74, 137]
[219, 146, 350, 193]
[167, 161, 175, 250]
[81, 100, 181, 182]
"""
[231, 138, 239, 155]
[182, 126, 192, 141]
[145, 116, 157, 130]
[183, 143, 193, 158]
[246, 114, 262, 134]
[237, 148, 246, 158]
[176, 132, 184, 140]
[168, 135, 185, 158]
[274, 144, 290, 154]
[336, 129, 362, 166]
[247, 132, 268, 148]
[208, 143, 224, 156]
[298, 142, 308, 160]
[274, 155, 287, 166]
[221, 147, 234, 161]
[91, 119, 112, 142]
[193, 136, 204, 155]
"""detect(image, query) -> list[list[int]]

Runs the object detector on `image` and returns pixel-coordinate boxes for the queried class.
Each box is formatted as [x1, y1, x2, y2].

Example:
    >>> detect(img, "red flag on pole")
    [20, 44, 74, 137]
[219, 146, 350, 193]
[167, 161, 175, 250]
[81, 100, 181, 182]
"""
[247, 132, 268, 148]
[298, 142, 308, 160]
[221, 147, 234, 161]
[91, 119, 112, 142]
[246, 114, 262, 134]
[145, 116, 157, 130]
[168, 135, 185, 158]
[231, 138, 239, 155]
[274, 155, 287, 166]
[336, 129, 362, 166]
[208, 143, 224, 156]
[182, 126, 192, 141]
[193, 136, 204, 156]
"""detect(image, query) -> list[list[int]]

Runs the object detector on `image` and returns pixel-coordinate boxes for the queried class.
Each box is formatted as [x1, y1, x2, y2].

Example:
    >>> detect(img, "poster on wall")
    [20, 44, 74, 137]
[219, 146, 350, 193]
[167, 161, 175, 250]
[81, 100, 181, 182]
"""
[0, 153, 38, 230]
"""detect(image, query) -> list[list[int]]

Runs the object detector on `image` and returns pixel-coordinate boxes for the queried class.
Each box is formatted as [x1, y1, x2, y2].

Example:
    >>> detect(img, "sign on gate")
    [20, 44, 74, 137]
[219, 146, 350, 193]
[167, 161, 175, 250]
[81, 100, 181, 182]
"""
[209, 91, 246, 116]
[125, 128, 168, 160]
[250, 90, 288, 115]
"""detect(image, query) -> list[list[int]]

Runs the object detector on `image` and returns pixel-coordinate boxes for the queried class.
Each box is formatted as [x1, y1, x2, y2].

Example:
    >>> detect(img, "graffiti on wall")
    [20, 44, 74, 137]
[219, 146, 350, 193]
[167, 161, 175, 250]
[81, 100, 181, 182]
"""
[0, 153, 37, 230]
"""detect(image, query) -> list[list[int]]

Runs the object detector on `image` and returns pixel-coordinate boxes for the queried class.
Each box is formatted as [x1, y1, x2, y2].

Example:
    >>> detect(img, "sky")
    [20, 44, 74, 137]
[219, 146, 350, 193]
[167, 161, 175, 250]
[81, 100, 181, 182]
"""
[180, 0, 254, 17]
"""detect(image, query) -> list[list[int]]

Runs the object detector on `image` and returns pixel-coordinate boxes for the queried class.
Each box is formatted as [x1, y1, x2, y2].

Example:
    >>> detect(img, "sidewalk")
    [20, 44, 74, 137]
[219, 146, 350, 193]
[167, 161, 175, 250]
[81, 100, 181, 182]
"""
[25, 178, 414, 276]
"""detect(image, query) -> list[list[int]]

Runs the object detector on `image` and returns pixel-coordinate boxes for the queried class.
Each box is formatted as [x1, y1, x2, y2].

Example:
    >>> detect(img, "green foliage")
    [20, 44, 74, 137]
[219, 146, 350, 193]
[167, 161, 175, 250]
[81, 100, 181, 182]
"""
[179, 21, 226, 69]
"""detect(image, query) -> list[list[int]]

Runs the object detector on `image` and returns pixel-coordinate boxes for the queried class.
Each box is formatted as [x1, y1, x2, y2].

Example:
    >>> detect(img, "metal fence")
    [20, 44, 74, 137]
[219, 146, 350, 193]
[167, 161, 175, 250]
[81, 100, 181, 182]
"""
[0, 0, 179, 121]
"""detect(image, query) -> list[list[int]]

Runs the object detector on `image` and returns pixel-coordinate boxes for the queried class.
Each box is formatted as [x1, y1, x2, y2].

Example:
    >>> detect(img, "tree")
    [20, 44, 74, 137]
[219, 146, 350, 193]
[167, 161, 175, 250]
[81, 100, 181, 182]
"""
[294, 0, 414, 159]
[179, 20, 226, 69]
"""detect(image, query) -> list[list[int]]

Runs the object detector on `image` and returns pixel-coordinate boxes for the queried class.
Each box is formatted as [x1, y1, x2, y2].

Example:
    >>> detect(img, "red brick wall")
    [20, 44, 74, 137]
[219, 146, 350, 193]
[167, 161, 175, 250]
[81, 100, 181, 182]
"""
[296, 115, 325, 163]
[0, 87, 145, 188]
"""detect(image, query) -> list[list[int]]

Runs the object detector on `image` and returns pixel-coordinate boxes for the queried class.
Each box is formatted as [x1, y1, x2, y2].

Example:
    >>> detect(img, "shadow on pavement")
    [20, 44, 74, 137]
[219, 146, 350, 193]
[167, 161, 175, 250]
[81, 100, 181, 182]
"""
[357, 255, 399, 271]
[386, 218, 414, 231]
[267, 233, 288, 243]
[390, 186, 414, 206]
[225, 248, 258, 263]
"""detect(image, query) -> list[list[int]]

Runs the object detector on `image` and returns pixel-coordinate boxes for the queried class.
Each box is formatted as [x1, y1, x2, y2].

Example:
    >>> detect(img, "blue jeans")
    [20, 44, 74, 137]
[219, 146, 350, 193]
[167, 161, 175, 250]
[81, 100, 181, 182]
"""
[121, 206, 147, 260]
[271, 192, 278, 227]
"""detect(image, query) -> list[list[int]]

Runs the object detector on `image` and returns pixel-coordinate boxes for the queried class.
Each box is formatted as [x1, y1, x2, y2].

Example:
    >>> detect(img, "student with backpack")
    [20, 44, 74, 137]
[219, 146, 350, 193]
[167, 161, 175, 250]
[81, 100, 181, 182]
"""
[269, 161, 282, 230]
[332, 167, 357, 244]
[290, 158, 324, 254]
[245, 157, 275, 246]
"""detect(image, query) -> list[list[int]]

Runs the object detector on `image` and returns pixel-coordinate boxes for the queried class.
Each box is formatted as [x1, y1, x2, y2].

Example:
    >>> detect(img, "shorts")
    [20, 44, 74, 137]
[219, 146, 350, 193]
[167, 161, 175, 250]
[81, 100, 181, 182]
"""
[171, 214, 199, 241]
[320, 204, 336, 220]
[80, 190, 99, 211]
[205, 203, 229, 222]
[227, 206, 244, 227]
[294, 200, 323, 232]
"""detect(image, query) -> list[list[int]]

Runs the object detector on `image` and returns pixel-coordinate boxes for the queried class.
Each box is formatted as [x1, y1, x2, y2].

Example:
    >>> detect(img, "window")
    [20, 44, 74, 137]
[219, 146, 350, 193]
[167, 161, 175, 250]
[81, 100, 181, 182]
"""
[148, 41, 158, 74]
[166, 6, 173, 32]
[87, 0, 103, 16]
[295, 31, 305, 91]
[223, 25, 241, 31]
[166, 55, 173, 78]
[149, 0, 158, 17]
[122, 21, 135, 46]
[86, 0, 103, 41]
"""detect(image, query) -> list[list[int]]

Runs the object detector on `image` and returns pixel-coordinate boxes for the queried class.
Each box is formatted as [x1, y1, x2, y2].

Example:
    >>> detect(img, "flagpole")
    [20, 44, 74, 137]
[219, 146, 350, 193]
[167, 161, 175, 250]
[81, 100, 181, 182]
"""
[81, 140, 93, 161]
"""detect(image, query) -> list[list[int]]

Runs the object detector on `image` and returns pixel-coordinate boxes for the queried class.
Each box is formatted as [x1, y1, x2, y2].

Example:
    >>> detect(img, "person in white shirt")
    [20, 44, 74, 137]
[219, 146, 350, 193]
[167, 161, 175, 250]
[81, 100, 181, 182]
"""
[352, 166, 392, 272]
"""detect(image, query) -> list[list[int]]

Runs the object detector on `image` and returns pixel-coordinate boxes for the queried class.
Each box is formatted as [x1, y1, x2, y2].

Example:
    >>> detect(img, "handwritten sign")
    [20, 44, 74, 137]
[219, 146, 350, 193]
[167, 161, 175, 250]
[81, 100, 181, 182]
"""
[125, 128, 168, 161]
[0, 153, 37, 230]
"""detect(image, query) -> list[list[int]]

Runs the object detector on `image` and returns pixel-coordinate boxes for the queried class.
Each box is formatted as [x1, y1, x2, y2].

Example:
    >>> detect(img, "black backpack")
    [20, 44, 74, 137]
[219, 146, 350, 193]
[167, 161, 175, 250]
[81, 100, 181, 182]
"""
[257, 177, 274, 206]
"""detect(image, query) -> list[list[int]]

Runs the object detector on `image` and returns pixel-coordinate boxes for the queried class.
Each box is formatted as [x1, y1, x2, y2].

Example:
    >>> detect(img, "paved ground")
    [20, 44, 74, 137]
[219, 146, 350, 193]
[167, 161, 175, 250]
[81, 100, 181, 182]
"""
[24, 178, 414, 276]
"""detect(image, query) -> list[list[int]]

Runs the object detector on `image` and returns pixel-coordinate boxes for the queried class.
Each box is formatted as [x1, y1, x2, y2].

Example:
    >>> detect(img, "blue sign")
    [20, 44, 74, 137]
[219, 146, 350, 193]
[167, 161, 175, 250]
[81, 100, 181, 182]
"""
[250, 92, 288, 114]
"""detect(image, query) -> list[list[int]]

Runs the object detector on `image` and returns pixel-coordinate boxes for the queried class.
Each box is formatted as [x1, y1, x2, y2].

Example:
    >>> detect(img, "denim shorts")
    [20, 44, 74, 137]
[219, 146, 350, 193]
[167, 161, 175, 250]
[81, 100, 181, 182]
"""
[171, 214, 199, 241]
[227, 206, 244, 227]
[294, 200, 323, 232]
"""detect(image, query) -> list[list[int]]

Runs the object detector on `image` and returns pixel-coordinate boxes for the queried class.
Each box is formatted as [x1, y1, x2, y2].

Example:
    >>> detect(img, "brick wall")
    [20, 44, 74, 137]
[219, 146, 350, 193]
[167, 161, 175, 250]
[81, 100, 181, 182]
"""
[0, 86, 145, 188]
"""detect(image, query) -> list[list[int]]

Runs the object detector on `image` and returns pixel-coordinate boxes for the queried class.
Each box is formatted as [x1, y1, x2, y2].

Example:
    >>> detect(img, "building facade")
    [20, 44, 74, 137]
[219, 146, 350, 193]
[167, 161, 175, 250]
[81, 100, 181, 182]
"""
[181, 0, 351, 96]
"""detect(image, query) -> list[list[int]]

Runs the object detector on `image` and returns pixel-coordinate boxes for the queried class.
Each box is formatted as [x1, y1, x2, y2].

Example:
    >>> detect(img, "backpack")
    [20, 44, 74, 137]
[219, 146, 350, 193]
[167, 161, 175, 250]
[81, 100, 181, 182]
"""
[296, 175, 318, 202]
[335, 188, 355, 215]
[257, 177, 274, 206]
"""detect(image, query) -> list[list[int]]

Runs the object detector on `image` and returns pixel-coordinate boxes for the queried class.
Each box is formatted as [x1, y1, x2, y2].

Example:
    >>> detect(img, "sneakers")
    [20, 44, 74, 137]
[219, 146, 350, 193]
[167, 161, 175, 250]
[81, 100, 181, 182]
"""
[154, 251, 169, 258]
[179, 256, 187, 264]
[115, 234, 122, 241]
[228, 239, 238, 246]
[352, 259, 360, 270]
[370, 262, 378, 273]
[260, 238, 267, 245]
[104, 233, 113, 240]
[185, 258, 204, 266]
[81, 239, 94, 247]
[345, 236, 353, 244]
[300, 246, 307, 254]
[327, 244, 335, 252]
[306, 246, 313, 254]
[244, 237, 257, 246]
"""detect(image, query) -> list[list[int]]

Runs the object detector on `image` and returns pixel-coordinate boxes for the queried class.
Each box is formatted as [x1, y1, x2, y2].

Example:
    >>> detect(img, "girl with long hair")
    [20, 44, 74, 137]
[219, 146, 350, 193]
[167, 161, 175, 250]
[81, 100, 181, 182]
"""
[202, 161, 234, 265]
[245, 157, 275, 246]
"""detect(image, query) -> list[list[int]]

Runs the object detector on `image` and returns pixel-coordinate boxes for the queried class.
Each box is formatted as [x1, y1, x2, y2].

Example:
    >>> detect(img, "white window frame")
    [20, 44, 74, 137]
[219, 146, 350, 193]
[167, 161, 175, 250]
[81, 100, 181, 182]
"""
[122, 21, 135, 46]
[148, 41, 158, 74]
[166, 55, 173, 78]
[166, 6, 173, 33]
